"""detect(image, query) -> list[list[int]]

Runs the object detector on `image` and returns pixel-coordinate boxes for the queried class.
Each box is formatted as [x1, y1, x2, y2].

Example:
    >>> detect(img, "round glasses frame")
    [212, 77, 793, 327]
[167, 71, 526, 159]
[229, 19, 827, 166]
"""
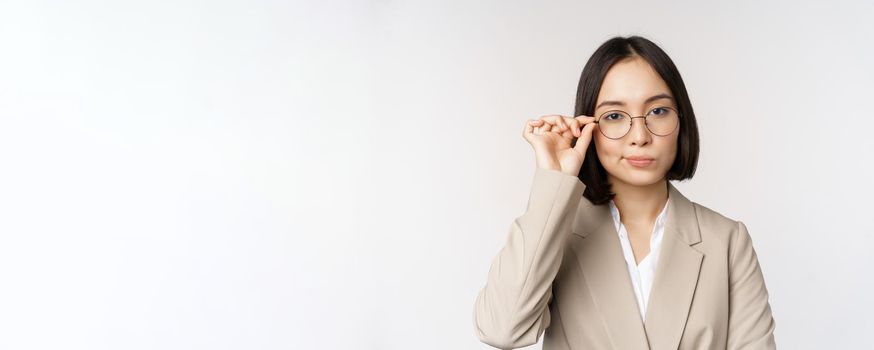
[592, 106, 681, 140]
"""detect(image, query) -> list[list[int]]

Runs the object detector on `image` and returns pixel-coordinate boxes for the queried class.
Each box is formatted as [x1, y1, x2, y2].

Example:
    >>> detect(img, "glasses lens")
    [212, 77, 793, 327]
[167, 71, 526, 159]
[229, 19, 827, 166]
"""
[599, 111, 630, 139]
[646, 107, 679, 135]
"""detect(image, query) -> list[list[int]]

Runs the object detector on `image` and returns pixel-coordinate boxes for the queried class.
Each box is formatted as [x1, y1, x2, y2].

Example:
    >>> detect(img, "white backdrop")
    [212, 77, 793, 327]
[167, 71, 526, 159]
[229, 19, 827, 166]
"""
[0, 0, 872, 349]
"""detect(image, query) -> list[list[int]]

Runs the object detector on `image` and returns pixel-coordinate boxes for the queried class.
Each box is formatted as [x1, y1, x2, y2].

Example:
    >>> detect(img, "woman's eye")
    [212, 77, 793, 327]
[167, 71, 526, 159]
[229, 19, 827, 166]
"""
[651, 107, 667, 115]
[604, 113, 623, 120]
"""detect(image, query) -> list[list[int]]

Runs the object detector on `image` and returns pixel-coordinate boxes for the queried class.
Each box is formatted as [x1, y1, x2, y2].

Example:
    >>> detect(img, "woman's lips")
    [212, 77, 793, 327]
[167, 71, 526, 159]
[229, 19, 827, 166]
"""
[625, 158, 654, 167]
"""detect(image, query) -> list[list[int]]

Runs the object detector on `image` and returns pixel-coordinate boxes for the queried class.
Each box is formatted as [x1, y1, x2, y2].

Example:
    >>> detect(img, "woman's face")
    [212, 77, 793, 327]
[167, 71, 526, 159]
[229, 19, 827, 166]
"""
[592, 55, 680, 188]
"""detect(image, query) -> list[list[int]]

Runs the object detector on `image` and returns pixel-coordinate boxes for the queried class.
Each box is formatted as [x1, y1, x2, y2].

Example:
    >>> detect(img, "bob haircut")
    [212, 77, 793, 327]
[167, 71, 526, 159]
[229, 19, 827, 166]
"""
[573, 35, 700, 205]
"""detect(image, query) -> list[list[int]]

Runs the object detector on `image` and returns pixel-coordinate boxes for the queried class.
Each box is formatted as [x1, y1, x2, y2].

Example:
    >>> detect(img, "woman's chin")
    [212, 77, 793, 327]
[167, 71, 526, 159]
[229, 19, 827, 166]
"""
[614, 172, 664, 187]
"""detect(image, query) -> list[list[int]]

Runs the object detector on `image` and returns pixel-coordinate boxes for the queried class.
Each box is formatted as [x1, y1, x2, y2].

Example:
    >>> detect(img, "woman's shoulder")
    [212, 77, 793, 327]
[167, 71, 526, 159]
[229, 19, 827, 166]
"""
[670, 182, 741, 236]
[686, 200, 745, 249]
[686, 200, 764, 274]
[689, 200, 739, 228]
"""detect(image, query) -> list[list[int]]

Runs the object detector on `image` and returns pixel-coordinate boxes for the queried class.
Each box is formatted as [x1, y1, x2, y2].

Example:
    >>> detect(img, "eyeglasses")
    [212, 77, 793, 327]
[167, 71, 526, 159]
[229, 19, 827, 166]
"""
[593, 106, 681, 139]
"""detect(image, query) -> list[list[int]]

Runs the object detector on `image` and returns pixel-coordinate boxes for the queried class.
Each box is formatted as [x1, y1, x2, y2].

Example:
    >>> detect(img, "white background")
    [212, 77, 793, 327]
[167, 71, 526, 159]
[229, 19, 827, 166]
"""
[1, 0, 872, 349]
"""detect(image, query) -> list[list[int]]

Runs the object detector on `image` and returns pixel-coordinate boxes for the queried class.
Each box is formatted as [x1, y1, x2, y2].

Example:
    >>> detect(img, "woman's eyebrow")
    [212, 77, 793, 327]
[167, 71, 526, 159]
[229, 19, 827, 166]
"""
[596, 93, 674, 110]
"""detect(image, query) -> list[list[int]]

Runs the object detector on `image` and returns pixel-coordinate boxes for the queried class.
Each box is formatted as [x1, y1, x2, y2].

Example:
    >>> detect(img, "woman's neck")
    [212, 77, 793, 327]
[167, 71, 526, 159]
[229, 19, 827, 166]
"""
[609, 177, 669, 226]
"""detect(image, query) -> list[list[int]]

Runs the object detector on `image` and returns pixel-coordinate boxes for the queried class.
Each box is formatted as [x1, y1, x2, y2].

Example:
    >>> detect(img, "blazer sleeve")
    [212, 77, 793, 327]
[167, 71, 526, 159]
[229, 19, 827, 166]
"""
[472, 167, 585, 349]
[727, 220, 778, 349]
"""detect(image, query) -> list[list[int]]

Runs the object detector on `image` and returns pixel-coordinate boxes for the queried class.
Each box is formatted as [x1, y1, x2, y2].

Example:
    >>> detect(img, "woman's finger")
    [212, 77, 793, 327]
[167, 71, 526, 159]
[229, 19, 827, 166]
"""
[573, 122, 596, 154]
[542, 115, 572, 135]
[561, 126, 575, 141]
[556, 116, 568, 131]
[566, 117, 581, 137]
[524, 119, 535, 139]
[527, 119, 541, 134]
[540, 115, 565, 127]
[575, 115, 596, 125]
[551, 123, 563, 133]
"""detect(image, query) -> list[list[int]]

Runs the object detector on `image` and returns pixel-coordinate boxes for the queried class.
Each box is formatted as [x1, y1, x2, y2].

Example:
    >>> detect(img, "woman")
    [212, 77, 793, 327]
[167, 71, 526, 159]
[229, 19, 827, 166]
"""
[472, 36, 776, 350]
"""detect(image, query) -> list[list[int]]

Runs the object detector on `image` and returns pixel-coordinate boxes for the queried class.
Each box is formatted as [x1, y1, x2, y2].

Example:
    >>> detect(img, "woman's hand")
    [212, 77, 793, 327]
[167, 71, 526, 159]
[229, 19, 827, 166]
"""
[523, 115, 596, 176]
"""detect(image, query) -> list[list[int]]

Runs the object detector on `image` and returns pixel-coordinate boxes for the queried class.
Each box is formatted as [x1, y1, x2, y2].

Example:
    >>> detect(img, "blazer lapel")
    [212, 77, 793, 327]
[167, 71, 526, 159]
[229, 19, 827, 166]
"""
[570, 181, 703, 350]
[570, 198, 650, 349]
[643, 182, 703, 350]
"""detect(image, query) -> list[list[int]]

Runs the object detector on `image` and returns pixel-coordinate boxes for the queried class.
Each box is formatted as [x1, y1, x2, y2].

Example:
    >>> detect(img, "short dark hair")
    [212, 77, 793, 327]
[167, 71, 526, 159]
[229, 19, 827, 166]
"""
[573, 35, 700, 205]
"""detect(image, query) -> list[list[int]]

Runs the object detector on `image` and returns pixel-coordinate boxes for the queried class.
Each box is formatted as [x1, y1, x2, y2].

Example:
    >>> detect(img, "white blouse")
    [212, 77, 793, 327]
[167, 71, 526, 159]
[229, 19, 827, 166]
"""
[608, 198, 670, 322]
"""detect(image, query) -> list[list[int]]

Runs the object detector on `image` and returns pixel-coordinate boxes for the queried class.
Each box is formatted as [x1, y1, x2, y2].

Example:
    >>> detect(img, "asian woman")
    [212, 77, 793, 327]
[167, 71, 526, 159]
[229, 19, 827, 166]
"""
[472, 35, 776, 350]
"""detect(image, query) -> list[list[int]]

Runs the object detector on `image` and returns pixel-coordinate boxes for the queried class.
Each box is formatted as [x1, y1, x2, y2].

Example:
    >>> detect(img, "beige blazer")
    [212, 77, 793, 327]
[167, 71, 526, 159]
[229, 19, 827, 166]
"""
[473, 168, 776, 349]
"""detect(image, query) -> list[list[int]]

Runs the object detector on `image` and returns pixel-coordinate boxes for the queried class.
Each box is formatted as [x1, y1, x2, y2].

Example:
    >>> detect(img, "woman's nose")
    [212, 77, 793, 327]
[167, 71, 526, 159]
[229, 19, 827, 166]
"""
[628, 117, 651, 145]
